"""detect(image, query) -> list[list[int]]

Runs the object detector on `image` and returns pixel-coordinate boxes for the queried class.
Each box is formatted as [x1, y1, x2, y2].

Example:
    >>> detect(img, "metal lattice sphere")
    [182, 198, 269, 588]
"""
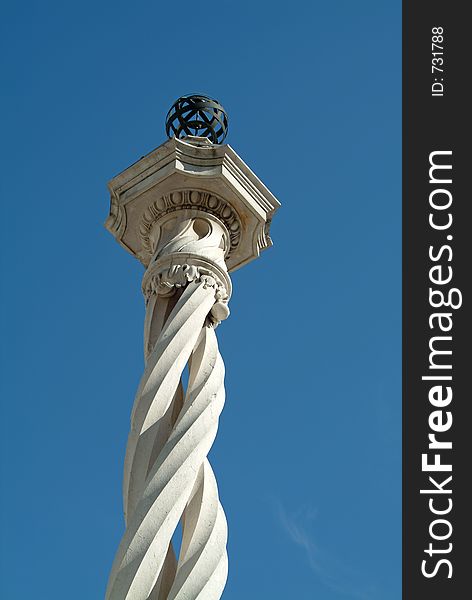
[165, 94, 228, 144]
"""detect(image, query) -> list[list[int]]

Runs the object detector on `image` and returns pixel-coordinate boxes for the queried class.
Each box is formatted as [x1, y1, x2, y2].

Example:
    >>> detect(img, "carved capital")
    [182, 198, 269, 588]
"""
[139, 190, 241, 260]
[105, 136, 280, 271]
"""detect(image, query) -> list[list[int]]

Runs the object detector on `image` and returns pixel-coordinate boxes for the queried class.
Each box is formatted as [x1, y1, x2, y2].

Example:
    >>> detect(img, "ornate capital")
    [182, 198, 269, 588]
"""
[139, 190, 241, 260]
[105, 136, 280, 272]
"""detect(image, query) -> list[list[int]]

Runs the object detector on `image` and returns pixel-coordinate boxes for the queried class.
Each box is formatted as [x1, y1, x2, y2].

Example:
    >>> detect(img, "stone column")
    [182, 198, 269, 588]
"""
[104, 108, 280, 600]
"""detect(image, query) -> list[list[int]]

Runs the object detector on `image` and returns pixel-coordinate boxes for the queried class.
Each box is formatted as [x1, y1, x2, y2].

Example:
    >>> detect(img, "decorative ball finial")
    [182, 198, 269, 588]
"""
[165, 94, 228, 144]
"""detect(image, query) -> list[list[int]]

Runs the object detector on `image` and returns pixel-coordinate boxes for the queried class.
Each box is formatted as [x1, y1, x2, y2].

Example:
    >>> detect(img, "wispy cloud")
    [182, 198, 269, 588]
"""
[274, 501, 377, 600]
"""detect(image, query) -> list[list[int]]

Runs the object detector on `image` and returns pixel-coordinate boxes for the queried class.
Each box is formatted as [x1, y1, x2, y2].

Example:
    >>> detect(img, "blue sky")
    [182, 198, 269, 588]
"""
[0, 1, 400, 598]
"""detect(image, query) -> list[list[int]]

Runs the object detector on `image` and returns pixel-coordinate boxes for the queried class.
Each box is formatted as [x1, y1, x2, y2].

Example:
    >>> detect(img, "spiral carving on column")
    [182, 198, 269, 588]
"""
[105, 213, 231, 600]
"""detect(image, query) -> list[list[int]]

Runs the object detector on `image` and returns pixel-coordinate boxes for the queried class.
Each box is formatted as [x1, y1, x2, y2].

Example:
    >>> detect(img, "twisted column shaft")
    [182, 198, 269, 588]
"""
[106, 212, 231, 600]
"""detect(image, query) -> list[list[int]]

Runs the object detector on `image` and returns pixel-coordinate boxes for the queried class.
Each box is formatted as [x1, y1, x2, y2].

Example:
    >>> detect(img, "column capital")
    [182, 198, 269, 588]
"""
[105, 136, 280, 272]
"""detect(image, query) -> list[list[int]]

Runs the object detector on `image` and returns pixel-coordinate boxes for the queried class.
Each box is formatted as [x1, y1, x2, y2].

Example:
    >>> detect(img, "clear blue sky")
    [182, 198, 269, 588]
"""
[0, 1, 400, 598]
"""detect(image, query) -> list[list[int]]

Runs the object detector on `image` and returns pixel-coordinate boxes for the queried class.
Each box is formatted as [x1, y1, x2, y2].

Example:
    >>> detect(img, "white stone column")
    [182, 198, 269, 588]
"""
[104, 135, 280, 600]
